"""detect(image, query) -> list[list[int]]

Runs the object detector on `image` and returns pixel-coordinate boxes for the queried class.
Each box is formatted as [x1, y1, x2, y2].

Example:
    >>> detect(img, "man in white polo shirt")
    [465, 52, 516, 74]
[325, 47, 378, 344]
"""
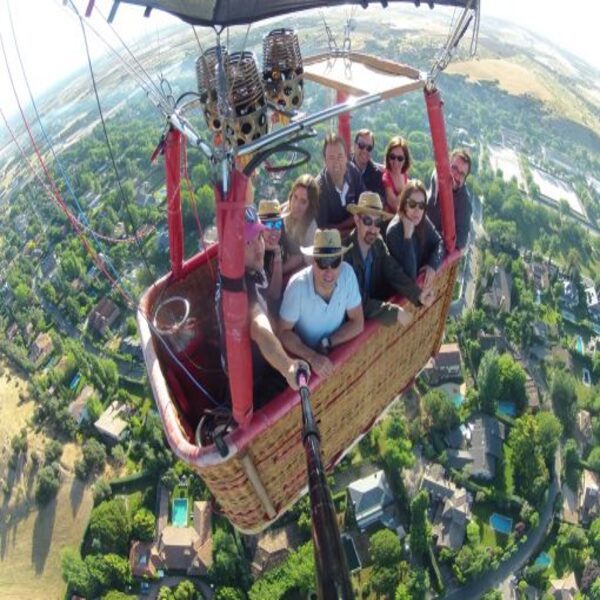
[279, 229, 364, 379]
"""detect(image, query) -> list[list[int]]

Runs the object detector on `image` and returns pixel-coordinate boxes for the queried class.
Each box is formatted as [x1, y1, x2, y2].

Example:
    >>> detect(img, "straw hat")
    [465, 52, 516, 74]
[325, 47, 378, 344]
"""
[347, 191, 393, 219]
[258, 199, 282, 221]
[301, 228, 352, 258]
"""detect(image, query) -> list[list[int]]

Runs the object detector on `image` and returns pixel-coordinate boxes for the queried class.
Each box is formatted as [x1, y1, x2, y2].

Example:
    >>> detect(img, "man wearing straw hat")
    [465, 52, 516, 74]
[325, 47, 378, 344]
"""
[217, 206, 309, 402]
[279, 229, 364, 379]
[346, 191, 435, 326]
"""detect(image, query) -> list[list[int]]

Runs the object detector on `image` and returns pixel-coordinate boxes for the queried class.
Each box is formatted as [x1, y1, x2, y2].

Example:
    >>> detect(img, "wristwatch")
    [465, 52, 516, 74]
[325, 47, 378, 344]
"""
[318, 336, 332, 355]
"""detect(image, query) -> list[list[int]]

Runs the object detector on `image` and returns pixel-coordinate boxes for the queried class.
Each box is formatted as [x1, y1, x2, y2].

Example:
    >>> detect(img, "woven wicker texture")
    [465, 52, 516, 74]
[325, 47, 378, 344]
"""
[193, 261, 458, 531]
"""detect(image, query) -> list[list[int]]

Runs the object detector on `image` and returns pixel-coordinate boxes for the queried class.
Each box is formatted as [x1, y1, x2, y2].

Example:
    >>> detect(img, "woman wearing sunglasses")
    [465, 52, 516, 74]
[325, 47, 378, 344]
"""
[382, 136, 412, 215]
[385, 180, 445, 290]
[281, 174, 319, 255]
[258, 199, 304, 309]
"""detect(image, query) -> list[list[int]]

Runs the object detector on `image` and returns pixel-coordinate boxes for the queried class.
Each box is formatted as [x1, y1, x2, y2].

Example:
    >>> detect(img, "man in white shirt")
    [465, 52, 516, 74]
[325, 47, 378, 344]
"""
[279, 229, 364, 379]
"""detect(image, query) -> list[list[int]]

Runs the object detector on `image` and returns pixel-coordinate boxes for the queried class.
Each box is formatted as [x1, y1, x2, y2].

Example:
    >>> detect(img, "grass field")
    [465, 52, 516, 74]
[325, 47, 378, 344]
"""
[0, 360, 93, 600]
[446, 57, 600, 135]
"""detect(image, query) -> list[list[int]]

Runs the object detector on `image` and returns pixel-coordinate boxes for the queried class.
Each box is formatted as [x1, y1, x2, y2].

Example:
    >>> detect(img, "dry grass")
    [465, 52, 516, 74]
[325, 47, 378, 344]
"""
[446, 57, 600, 135]
[0, 360, 94, 600]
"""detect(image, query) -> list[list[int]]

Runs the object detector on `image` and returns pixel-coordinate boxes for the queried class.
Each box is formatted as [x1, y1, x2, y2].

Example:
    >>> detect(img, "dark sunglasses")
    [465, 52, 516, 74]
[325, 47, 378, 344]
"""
[356, 140, 374, 152]
[407, 199, 426, 210]
[360, 215, 383, 227]
[263, 219, 283, 230]
[315, 256, 342, 270]
[389, 154, 405, 163]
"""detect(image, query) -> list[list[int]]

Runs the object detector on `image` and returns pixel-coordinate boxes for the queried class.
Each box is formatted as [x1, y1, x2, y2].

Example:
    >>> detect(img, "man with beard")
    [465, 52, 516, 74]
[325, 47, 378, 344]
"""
[426, 148, 473, 250]
[316, 133, 365, 232]
[345, 192, 434, 326]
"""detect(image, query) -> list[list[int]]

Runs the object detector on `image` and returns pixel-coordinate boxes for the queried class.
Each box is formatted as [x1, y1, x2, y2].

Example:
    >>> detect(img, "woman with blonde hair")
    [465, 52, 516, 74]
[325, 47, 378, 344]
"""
[282, 174, 319, 249]
[385, 179, 444, 290]
[382, 136, 412, 214]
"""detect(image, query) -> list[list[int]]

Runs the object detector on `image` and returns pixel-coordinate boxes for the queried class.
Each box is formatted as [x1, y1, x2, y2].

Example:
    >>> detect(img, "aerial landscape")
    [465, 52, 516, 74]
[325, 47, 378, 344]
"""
[0, 1, 599, 599]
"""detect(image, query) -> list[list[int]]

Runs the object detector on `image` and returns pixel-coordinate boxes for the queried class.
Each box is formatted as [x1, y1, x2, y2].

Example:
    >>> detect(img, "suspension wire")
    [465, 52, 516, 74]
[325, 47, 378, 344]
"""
[62, 0, 171, 116]
[0, 107, 52, 232]
[192, 25, 205, 54]
[6, 0, 134, 264]
[0, 27, 132, 306]
[77, 12, 157, 285]
[92, 2, 170, 108]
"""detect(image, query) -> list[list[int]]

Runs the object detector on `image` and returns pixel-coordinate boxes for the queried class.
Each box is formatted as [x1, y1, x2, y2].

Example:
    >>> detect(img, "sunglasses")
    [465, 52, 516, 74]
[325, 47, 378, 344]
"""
[315, 256, 342, 270]
[263, 219, 283, 230]
[389, 154, 405, 163]
[360, 215, 383, 227]
[356, 140, 374, 152]
[407, 199, 426, 210]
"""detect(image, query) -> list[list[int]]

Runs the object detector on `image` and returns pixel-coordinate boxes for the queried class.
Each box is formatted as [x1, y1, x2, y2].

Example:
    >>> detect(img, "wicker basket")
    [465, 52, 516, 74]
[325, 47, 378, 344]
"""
[138, 246, 460, 532]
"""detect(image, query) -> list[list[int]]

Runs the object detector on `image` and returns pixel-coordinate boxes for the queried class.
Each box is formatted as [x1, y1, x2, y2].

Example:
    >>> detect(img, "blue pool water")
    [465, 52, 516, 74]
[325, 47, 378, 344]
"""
[535, 552, 552, 568]
[172, 498, 188, 527]
[498, 401, 517, 417]
[342, 535, 361, 571]
[576, 336, 585, 354]
[69, 373, 81, 390]
[452, 394, 465, 408]
[489, 513, 513, 535]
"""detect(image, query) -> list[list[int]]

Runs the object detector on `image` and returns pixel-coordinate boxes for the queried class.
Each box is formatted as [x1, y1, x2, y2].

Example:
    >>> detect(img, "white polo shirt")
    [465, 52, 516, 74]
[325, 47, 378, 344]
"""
[280, 262, 361, 348]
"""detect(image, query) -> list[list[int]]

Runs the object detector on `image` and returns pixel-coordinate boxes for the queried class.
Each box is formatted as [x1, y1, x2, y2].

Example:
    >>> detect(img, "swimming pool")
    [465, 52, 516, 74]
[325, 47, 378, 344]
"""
[535, 552, 552, 568]
[489, 513, 512, 535]
[576, 336, 585, 354]
[172, 498, 188, 527]
[452, 394, 464, 408]
[342, 535, 361, 572]
[498, 401, 517, 417]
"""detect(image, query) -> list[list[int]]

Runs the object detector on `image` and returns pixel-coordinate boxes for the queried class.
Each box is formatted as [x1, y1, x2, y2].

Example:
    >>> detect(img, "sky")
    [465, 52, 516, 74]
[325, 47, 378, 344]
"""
[0, 0, 598, 122]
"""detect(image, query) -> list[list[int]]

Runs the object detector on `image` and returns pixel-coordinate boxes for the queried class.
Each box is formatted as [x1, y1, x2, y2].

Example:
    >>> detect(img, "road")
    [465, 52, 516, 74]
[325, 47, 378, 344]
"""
[443, 458, 560, 600]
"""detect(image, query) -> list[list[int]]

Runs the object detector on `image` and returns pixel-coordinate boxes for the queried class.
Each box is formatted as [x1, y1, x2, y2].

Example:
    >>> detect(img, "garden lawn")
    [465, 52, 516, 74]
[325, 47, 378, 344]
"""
[472, 502, 509, 549]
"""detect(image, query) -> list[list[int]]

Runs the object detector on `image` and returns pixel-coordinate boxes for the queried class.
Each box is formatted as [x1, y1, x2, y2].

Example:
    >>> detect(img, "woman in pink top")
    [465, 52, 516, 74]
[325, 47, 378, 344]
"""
[382, 136, 412, 214]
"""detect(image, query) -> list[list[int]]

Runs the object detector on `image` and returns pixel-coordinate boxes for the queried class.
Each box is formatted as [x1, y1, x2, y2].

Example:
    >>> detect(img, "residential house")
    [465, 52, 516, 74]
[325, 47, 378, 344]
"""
[130, 501, 213, 577]
[6, 322, 18, 341]
[29, 332, 53, 363]
[549, 571, 579, 599]
[576, 410, 593, 448]
[445, 415, 505, 480]
[561, 280, 579, 309]
[89, 297, 121, 335]
[586, 285, 600, 322]
[422, 343, 462, 385]
[526, 261, 551, 291]
[246, 524, 302, 578]
[579, 469, 600, 525]
[420, 463, 471, 551]
[482, 266, 512, 313]
[120, 336, 143, 360]
[68, 385, 96, 425]
[347, 470, 395, 531]
[94, 401, 129, 442]
[477, 331, 507, 354]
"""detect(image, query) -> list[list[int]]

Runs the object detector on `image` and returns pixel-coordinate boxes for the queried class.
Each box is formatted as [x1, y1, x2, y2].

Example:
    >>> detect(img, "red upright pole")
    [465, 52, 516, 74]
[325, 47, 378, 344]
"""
[165, 128, 184, 280]
[337, 90, 351, 152]
[215, 171, 254, 427]
[424, 85, 456, 253]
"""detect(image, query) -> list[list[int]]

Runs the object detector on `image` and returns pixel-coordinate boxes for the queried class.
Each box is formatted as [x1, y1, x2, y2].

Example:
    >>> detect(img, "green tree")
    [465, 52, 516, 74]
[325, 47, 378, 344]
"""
[35, 463, 60, 506]
[132, 507, 156, 541]
[588, 447, 600, 472]
[563, 438, 581, 491]
[550, 370, 577, 433]
[209, 529, 250, 590]
[61, 547, 93, 598]
[409, 491, 430, 563]
[103, 591, 136, 600]
[173, 580, 197, 600]
[407, 568, 430, 600]
[478, 349, 501, 414]
[509, 415, 548, 504]
[89, 498, 132, 555]
[370, 529, 402, 568]
[481, 591, 502, 600]
[497, 353, 527, 410]
[535, 411, 562, 465]
[44, 439, 63, 464]
[422, 389, 460, 433]
[215, 587, 245, 600]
